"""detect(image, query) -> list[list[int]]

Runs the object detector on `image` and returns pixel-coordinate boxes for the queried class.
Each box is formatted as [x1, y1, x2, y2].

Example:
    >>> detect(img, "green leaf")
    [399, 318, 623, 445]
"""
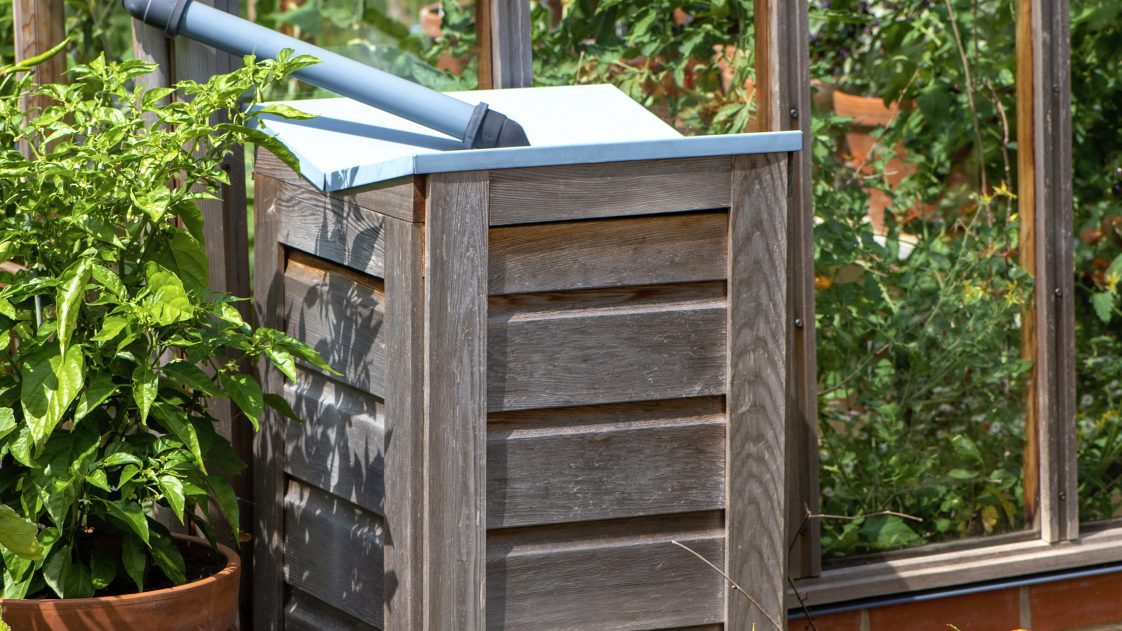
[0, 505, 44, 561]
[21, 344, 85, 446]
[56, 258, 93, 353]
[255, 103, 316, 120]
[209, 475, 241, 540]
[44, 544, 94, 599]
[168, 229, 210, 293]
[91, 315, 130, 342]
[103, 499, 149, 545]
[220, 373, 263, 431]
[86, 468, 111, 492]
[74, 373, 117, 422]
[264, 393, 301, 422]
[152, 404, 206, 473]
[947, 468, 978, 481]
[91, 265, 127, 301]
[90, 545, 117, 590]
[142, 262, 193, 325]
[150, 529, 186, 585]
[1092, 292, 1114, 324]
[121, 534, 145, 592]
[99, 452, 143, 468]
[265, 347, 297, 382]
[132, 363, 158, 425]
[162, 360, 220, 397]
[157, 475, 186, 524]
[0, 408, 15, 442]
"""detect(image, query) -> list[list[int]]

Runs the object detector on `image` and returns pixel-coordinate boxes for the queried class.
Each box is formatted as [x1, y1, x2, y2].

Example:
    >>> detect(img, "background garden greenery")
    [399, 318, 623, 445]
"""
[0, 0, 1119, 559]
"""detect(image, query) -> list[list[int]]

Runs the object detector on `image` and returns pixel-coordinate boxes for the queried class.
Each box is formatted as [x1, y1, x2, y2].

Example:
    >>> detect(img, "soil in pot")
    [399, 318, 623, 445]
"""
[0, 535, 240, 631]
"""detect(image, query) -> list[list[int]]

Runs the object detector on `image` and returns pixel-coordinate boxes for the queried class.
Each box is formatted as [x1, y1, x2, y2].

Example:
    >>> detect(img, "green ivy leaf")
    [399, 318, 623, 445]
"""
[0, 505, 44, 561]
[21, 344, 85, 446]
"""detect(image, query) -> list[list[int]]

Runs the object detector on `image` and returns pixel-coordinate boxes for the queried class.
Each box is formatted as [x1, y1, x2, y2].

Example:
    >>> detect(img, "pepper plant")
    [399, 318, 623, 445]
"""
[0, 47, 325, 599]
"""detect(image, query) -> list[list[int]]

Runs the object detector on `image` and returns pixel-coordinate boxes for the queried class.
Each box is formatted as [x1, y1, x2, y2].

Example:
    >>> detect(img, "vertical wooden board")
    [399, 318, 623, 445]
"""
[476, 0, 533, 89]
[283, 369, 385, 515]
[488, 212, 729, 295]
[252, 173, 287, 630]
[283, 480, 386, 627]
[726, 153, 788, 630]
[383, 216, 427, 631]
[12, 0, 65, 121]
[424, 172, 489, 631]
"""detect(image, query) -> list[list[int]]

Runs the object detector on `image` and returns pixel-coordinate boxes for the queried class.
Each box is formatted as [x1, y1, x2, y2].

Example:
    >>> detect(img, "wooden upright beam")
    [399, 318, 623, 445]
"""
[476, 0, 533, 89]
[755, 0, 820, 579]
[1017, 0, 1076, 543]
[13, 0, 66, 152]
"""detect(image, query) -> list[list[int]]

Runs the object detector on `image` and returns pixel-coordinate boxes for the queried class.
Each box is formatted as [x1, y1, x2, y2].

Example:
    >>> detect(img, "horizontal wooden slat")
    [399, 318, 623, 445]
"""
[487, 398, 726, 528]
[284, 480, 385, 628]
[285, 586, 380, 631]
[488, 212, 728, 295]
[284, 368, 385, 515]
[488, 157, 731, 226]
[284, 252, 386, 397]
[488, 295, 726, 411]
[487, 514, 726, 630]
[257, 171, 388, 278]
[256, 149, 423, 223]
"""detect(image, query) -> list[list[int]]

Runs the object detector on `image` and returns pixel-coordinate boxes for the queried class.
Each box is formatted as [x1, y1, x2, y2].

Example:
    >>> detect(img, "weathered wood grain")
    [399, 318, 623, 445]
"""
[476, 0, 533, 89]
[252, 173, 287, 630]
[488, 296, 727, 412]
[424, 171, 489, 631]
[726, 153, 788, 629]
[488, 158, 731, 226]
[283, 252, 386, 397]
[259, 169, 388, 278]
[256, 150, 424, 224]
[13, 0, 65, 123]
[383, 216, 427, 631]
[487, 400, 726, 528]
[283, 480, 385, 627]
[283, 368, 385, 516]
[487, 513, 726, 630]
[488, 212, 728, 295]
[284, 587, 379, 631]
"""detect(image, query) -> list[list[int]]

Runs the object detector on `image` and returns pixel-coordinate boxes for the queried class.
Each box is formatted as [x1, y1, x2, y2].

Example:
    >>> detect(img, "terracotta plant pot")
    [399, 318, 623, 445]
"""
[418, 2, 464, 75]
[0, 535, 240, 631]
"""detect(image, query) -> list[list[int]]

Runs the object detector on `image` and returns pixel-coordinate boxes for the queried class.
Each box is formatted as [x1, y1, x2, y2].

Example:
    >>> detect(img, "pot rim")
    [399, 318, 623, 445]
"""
[0, 533, 239, 608]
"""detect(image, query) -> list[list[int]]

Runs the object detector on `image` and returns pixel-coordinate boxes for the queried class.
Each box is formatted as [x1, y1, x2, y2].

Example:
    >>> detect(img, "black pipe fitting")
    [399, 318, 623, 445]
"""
[121, 0, 193, 37]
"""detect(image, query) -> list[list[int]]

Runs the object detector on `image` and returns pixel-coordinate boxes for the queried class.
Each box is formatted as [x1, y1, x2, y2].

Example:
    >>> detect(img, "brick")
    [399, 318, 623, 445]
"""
[867, 588, 1020, 631]
[790, 609, 863, 631]
[1029, 571, 1122, 631]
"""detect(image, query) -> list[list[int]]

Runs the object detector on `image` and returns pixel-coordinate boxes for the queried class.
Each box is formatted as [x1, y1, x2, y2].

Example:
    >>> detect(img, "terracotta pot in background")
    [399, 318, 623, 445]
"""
[0, 536, 240, 631]
[419, 2, 465, 75]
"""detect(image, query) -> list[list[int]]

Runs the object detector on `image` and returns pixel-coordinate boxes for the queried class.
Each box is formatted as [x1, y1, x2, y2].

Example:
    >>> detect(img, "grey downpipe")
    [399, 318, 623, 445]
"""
[122, 0, 530, 148]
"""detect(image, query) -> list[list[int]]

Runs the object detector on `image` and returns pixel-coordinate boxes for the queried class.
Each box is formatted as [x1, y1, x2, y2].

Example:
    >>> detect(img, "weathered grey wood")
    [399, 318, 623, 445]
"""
[726, 153, 788, 629]
[476, 0, 533, 89]
[285, 587, 379, 631]
[488, 298, 726, 412]
[256, 150, 424, 224]
[383, 216, 427, 631]
[487, 402, 725, 528]
[283, 252, 386, 396]
[258, 169, 388, 278]
[487, 514, 725, 630]
[283, 368, 385, 515]
[489, 281, 725, 314]
[1016, 0, 1076, 544]
[283, 480, 385, 627]
[252, 173, 286, 630]
[13, 0, 65, 129]
[488, 212, 728, 295]
[488, 158, 731, 226]
[424, 171, 489, 631]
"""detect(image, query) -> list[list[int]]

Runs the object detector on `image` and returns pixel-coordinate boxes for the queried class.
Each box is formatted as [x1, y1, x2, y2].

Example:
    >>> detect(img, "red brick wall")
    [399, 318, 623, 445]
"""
[789, 570, 1122, 631]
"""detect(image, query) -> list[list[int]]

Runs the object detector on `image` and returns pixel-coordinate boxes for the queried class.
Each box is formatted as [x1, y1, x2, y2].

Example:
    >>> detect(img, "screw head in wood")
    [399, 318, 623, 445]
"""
[1054, 287, 1063, 297]
[789, 108, 799, 119]
[794, 318, 804, 328]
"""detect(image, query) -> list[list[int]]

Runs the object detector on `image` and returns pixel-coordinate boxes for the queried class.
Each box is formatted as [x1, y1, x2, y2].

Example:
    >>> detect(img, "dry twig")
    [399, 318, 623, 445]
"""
[670, 540, 784, 631]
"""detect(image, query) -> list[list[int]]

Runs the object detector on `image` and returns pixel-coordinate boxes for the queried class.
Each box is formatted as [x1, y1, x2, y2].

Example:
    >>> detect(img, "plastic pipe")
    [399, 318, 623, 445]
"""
[122, 0, 530, 148]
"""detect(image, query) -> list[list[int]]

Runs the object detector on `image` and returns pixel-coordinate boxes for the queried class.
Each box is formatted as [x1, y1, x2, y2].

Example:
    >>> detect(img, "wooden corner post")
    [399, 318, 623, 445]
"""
[423, 172, 489, 630]
[755, 0, 820, 578]
[1017, 0, 1076, 543]
[727, 154, 790, 629]
[475, 0, 533, 89]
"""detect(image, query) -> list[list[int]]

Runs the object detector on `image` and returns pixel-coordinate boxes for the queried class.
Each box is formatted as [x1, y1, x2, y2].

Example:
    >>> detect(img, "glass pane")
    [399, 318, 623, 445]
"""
[1072, 2, 1122, 525]
[811, 0, 1030, 559]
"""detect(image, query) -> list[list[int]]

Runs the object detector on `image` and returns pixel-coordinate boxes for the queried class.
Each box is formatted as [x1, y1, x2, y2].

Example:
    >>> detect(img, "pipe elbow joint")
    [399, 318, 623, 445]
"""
[121, 0, 192, 37]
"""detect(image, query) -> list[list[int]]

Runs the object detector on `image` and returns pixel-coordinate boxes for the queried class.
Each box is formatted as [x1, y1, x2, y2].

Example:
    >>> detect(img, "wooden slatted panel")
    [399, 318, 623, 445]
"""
[284, 369, 385, 516]
[487, 398, 725, 528]
[486, 514, 726, 630]
[256, 151, 424, 224]
[283, 253, 386, 397]
[476, 0, 533, 89]
[487, 291, 727, 412]
[489, 212, 728, 295]
[284, 587, 379, 631]
[283, 480, 385, 628]
[262, 170, 388, 278]
[488, 158, 732, 226]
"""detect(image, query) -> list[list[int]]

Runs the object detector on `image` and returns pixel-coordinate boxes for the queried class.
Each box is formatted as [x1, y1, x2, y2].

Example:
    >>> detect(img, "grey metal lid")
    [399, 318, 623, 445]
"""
[254, 84, 802, 193]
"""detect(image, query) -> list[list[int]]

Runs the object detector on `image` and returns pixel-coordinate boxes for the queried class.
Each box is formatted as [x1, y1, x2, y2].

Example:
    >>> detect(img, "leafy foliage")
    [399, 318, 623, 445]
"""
[0, 50, 324, 598]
